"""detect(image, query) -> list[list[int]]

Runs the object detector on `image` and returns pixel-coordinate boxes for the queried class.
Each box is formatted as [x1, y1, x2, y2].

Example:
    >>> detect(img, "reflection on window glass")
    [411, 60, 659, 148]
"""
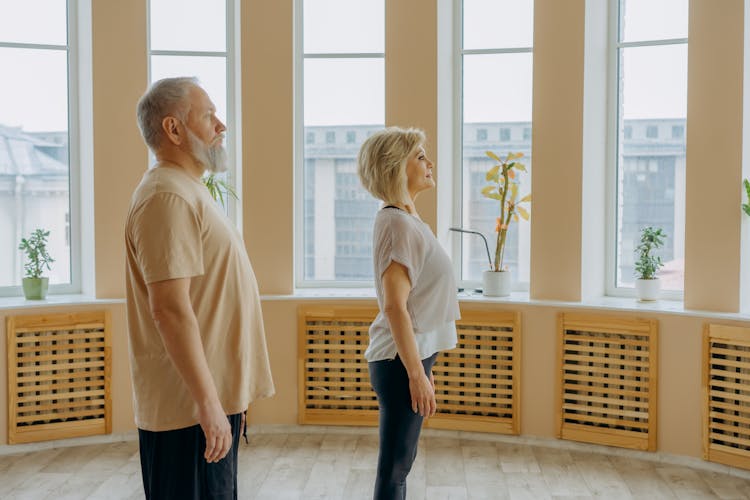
[0, 15, 72, 289]
[463, 0, 533, 50]
[303, 0, 384, 54]
[0, 0, 67, 46]
[620, 0, 688, 43]
[150, 0, 226, 52]
[302, 1, 384, 283]
[615, 2, 687, 292]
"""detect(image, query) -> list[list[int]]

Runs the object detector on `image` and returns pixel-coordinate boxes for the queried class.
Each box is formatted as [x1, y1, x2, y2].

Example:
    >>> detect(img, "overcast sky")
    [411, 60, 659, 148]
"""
[0, 0, 687, 131]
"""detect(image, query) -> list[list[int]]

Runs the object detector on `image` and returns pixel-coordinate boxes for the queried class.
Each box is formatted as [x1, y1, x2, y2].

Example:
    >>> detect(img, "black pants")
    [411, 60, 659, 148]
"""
[369, 353, 438, 500]
[138, 413, 242, 500]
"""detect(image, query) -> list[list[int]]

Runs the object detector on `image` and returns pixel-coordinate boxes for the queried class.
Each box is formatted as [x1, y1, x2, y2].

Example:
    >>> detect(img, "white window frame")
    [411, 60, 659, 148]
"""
[293, 0, 385, 288]
[605, 0, 687, 299]
[453, 0, 533, 293]
[0, 0, 82, 297]
[146, 0, 240, 224]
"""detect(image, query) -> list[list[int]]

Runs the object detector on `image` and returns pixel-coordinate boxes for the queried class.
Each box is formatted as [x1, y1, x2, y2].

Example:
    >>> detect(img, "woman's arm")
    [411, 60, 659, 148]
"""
[381, 261, 436, 417]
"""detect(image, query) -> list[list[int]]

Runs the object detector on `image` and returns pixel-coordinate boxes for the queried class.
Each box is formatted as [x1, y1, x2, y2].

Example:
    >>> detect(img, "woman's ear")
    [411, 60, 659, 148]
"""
[161, 116, 183, 146]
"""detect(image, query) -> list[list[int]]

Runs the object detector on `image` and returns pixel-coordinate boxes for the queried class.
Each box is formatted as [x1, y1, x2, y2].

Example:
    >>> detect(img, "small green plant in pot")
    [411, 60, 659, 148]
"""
[18, 228, 54, 300]
[480, 151, 531, 296]
[634, 226, 665, 301]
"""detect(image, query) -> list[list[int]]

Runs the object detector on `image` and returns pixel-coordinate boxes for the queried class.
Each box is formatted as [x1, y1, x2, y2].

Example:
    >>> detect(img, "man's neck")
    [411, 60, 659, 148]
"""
[154, 150, 204, 179]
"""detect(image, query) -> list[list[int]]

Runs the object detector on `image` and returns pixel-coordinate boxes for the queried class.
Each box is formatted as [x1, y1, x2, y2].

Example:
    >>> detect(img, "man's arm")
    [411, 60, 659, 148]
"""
[147, 277, 232, 463]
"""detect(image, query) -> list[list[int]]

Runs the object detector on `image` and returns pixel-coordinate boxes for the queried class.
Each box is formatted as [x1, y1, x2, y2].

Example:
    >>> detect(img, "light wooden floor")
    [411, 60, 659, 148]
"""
[2, 428, 750, 499]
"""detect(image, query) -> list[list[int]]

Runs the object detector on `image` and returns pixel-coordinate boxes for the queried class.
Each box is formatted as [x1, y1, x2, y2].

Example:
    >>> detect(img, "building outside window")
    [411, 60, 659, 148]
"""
[0, 0, 79, 295]
[459, 0, 534, 288]
[298, 0, 384, 284]
[611, 0, 687, 294]
[499, 127, 511, 141]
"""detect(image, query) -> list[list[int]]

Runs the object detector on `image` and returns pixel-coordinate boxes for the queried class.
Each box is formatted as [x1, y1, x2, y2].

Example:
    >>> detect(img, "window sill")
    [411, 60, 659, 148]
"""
[0, 294, 124, 311]
[262, 288, 377, 301]
[264, 288, 750, 321]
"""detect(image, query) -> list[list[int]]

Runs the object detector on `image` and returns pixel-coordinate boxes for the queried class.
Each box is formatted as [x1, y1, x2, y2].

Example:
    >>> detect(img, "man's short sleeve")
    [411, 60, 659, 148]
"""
[129, 192, 204, 284]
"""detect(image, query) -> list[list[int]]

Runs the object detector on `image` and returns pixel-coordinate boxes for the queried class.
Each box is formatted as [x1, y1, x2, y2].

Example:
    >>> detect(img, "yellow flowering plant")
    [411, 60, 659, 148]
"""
[481, 151, 531, 272]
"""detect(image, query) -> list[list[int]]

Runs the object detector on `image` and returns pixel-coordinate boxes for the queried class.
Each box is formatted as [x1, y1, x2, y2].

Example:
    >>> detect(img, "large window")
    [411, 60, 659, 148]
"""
[611, 0, 687, 294]
[148, 0, 236, 216]
[0, 0, 79, 295]
[297, 0, 384, 285]
[458, 0, 534, 289]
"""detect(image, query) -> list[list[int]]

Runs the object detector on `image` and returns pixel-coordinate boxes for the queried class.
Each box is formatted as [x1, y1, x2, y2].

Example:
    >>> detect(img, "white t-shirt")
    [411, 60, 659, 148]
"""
[365, 207, 461, 362]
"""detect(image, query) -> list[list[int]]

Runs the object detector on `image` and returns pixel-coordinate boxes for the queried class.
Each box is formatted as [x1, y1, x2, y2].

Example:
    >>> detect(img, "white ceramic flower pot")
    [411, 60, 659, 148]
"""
[483, 270, 512, 297]
[635, 278, 660, 301]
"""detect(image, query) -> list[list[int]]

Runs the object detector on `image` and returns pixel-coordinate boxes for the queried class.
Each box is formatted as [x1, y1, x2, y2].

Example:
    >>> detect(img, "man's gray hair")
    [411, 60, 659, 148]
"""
[136, 76, 198, 151]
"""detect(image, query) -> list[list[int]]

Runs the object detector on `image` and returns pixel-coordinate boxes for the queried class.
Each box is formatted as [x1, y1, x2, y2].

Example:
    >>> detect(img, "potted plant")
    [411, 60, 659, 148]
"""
[18, 228, 54, 300]
[480, 151, 531, 296]
[634, 226, 666, 301]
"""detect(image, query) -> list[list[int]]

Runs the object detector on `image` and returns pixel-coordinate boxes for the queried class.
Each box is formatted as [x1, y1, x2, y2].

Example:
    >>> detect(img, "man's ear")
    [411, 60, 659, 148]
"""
[162, 116, 183, 146]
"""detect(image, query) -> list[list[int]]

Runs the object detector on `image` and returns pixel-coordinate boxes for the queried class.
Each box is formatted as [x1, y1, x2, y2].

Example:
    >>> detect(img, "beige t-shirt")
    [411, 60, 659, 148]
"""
[125, 165, 274, 432]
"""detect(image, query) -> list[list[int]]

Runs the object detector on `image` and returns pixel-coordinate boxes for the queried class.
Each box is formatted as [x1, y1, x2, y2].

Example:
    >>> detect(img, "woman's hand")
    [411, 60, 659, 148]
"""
[409, 371, 436, 417]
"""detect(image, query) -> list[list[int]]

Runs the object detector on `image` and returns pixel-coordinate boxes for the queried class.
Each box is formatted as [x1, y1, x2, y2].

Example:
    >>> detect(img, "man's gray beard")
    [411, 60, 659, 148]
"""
[186, 128, 228, 174]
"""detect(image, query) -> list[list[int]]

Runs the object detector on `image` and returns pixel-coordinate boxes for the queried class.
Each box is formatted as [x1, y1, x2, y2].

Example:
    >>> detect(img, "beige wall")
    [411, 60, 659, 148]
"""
[530, 0, 585, 301]
[1, 0, 748, 465]
[92, 0, 148, 299]
[684, 0, 745, 311]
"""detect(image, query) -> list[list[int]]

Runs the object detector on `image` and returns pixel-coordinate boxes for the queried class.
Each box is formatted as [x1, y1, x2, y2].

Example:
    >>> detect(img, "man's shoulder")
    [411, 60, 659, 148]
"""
[130, 168, 202, 212]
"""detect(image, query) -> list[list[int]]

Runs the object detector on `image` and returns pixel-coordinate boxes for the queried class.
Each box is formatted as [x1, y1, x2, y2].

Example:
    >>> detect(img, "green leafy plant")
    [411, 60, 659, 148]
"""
[743, 178, 750, 217]
[18, 228, 54, 279]
[634, 226, 666, 280]
[481, 151, 531, 272]
[202, 173, 238, 208]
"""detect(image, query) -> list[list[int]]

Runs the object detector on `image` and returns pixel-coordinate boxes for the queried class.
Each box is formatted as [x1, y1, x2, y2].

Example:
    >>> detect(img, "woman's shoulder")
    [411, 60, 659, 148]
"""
[374, 207, 420, 231]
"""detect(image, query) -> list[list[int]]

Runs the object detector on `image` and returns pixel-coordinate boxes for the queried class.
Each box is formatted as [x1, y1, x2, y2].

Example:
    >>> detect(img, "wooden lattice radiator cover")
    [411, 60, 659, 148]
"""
[430, 310, 521, 435]
[298, 307, 379, 426]
[7, 311, 112, 444]
[703, 323, 750, 470]
[557, 313, 658, 451]
[298, 306, 521, 435]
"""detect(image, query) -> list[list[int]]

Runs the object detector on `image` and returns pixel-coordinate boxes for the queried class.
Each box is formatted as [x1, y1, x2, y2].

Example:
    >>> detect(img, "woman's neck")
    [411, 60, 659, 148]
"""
[386, 201, 419, 218]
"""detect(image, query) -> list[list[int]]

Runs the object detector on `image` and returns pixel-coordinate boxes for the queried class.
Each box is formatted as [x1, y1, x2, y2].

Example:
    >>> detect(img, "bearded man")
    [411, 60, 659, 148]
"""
[125, 77, 274, 500]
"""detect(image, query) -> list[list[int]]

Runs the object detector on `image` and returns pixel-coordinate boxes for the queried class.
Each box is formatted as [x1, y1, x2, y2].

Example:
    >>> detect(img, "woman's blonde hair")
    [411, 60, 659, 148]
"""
[357, 126, 426, 204]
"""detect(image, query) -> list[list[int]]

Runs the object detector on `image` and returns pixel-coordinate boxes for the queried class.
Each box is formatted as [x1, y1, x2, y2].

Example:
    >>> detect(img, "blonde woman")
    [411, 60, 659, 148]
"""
[358, 127, 460, 499]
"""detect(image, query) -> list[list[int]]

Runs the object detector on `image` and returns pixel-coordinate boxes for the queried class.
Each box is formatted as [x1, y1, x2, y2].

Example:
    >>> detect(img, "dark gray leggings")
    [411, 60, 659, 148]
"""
[368, 352, 438, 500]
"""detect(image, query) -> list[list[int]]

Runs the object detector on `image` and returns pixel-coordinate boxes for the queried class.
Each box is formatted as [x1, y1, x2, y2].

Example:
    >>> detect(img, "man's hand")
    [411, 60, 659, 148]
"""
[199, 400, 232, 463]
